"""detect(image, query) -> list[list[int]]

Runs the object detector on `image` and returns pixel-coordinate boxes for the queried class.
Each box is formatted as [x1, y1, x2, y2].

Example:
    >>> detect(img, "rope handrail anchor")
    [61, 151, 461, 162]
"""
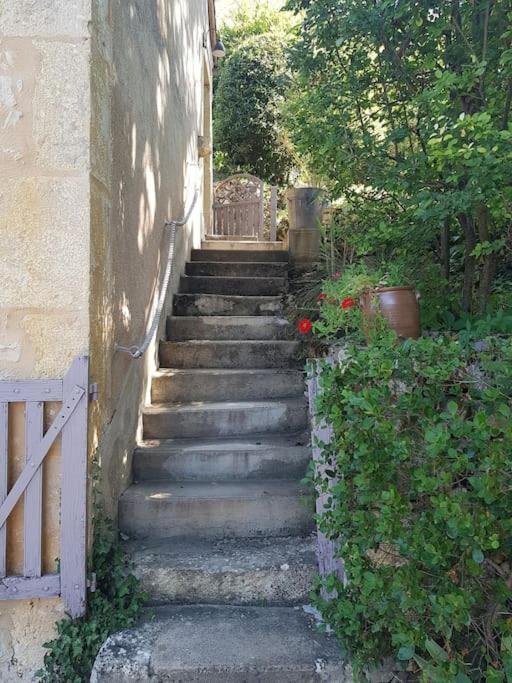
[115, 189, 199, 359]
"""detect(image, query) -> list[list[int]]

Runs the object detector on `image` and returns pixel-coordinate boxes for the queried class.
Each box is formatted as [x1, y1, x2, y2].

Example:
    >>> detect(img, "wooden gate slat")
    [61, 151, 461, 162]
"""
[0, 573, 60, 600]
[0, 402, 7, 578]
[60, 356, 88, 618]
[0, 380, 62, 402]
[270, 186, 278, 241]
[24, 401, 44, 578]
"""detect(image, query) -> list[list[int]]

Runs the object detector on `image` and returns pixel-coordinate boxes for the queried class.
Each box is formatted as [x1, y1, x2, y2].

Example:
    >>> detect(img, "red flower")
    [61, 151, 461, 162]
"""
[318, 293, 327, 301]
[297, 318, 313, 334]
[341, 297, 355, 310]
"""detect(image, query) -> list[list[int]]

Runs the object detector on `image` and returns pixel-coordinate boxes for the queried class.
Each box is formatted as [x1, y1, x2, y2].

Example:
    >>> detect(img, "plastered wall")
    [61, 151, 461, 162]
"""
[0, 0, 212, 677]
[89, 0, 212, 513]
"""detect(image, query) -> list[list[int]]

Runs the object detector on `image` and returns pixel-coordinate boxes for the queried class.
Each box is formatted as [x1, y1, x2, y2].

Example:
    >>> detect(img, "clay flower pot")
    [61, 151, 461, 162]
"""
[360, 286, 421, 339]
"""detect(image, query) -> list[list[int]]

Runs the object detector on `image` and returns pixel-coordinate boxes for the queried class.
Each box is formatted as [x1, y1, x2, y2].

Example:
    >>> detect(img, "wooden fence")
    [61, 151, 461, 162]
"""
[0, 356, 89, 617]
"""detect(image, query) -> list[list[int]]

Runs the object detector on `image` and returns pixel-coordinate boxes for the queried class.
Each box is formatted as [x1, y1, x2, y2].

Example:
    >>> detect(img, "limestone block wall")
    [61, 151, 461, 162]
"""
[0, 0, 213, 678]
[0, 2, 91, 679]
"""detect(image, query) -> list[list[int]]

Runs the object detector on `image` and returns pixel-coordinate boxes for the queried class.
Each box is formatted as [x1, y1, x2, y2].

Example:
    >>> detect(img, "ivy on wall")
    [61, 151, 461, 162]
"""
[312, 332, 512, 681]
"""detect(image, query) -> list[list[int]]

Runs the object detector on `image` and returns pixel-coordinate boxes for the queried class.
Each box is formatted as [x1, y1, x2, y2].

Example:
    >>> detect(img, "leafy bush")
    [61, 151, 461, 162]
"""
[310, 262, 453, 339]
[284, 0, 512, 314]
[36, 515, 147, 682]
[312, 333, 512, 681]
[214, 34, 295, 184]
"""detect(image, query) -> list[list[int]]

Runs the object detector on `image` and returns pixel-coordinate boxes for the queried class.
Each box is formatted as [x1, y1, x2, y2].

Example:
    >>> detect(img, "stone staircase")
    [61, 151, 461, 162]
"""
[92, 242, 350, 681]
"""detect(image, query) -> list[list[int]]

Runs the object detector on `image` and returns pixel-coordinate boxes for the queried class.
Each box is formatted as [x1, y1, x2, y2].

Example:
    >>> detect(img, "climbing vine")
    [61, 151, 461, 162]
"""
[312, 332, 512, 681]
[36, 512, 147, 682]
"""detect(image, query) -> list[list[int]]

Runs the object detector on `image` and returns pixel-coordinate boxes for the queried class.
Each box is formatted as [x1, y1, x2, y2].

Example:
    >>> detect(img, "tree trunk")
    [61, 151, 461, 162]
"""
[476, 204, 495, 314]
[441, 220, 450, 280]
[478, 254, 496, 315]
[459, 213, 477, 313]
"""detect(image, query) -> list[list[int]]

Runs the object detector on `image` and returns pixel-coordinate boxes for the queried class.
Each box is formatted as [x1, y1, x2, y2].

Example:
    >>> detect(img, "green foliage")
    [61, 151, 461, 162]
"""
[214, 6, 296, 184]
[313, 265, 376, 339]
[312, 261, 453, 339]
[220, 0, 294, 51]
[284, 0, 512, 314]
[312, 333, 512, 681]
[36, 514, 147, 682]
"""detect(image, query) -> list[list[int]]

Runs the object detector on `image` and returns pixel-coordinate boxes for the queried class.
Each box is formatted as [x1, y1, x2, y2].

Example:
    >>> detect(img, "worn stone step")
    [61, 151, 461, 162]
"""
[124, 536, 317, 606]
[152, 368, 304, 403]
[91, 605, 351, 682]
[119, 480, 314, 539]
[167, 315, 292, 341]
[173, 293, 283, 317]
[160, 340, 300, 370]
[143, 398, 308, 439]
[133, 433, 310, 481]
[201, 240, 286, 251]
[186, 261, 288, 278]
[191, 249, 288, 263]
[179, 275, 286, 296]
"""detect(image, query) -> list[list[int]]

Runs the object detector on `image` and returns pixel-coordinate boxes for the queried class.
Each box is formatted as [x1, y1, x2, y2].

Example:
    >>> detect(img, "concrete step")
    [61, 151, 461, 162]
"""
[118, 480, 314, 539]
[92, 605, 351, 682]
[204, 234, 258, 241]
[173, 293, 282, 317]
[143, 398, 308, 439]
[133, 433, 310, 481]
[201, 240, 286, 251]
[186, 261, 287, 278]
[191, 249, 288, 263]
[152, 368, 304, 403]
[167, 315, 292, 341]
[179, 275, 286, 296]
[124, 536, 317, 606]
[160, 340, 301, 370]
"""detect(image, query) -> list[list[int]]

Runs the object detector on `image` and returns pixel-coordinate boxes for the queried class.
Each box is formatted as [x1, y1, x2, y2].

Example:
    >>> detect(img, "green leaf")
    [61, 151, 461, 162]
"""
[447, 401, 458, 416]
[425, 638, 449, 663]
[472, 548, 484, 564]
[398, 645, 415, 660]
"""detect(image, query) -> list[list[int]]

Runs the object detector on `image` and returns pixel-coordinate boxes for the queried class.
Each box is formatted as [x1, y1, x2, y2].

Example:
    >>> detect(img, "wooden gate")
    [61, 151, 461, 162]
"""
[0, 356, 89, 618]
[213, 173, 277, 240]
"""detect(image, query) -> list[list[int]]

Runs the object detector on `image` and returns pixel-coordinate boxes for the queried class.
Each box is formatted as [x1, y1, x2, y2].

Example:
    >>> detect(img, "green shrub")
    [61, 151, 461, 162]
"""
[313, 333, 512, 681]
[214, 35, 295, 184]
[36, 515, 147, 682]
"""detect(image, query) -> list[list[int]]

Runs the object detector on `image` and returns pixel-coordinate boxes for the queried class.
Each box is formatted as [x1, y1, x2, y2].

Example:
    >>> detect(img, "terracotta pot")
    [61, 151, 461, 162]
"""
[360, 286, 421, 339]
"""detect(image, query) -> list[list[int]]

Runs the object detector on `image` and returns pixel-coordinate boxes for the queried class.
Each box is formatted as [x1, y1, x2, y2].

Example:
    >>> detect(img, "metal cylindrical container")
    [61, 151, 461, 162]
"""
[286, 187, 324, 230]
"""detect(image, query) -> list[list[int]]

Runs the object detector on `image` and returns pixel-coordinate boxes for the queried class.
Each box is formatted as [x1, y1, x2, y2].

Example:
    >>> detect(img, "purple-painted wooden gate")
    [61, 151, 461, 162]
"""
[0, 356, 89, 618]
[307, 358, 346, 597]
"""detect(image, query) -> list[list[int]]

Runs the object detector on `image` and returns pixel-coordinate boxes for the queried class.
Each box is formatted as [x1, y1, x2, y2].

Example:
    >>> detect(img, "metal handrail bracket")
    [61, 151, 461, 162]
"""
[115, 189, 199, 359]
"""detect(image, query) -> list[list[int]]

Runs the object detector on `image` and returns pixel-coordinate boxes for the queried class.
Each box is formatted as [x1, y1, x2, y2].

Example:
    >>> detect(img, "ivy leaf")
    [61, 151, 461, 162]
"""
[472, 548, 484, 564]
[397, 645, 415, 660]
[414, 655, 448, 682]
[425, 638, 449, 663]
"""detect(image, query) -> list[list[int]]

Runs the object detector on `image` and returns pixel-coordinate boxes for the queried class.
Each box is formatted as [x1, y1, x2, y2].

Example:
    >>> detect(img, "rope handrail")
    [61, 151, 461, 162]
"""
[115, 189, 200, 359]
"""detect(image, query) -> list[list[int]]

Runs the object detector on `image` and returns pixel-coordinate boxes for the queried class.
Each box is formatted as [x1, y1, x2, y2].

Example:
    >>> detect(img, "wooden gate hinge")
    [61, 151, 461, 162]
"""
[87, 573, 97, 593]
[89, 383, 99, 401]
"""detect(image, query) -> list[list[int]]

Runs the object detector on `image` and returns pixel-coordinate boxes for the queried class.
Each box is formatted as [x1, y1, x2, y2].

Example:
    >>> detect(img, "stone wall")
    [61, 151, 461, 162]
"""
[0, 0, 212, 678]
